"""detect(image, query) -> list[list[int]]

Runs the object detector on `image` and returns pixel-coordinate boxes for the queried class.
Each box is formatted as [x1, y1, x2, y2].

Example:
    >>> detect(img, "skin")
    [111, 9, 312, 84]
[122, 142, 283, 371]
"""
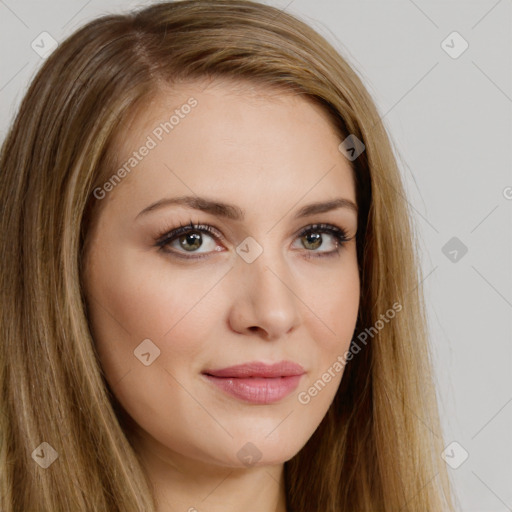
[82, 78, 360, 512]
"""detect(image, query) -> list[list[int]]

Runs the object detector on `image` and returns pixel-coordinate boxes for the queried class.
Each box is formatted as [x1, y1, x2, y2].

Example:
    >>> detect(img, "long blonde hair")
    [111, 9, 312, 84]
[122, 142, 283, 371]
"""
[0, 1, 454, 510]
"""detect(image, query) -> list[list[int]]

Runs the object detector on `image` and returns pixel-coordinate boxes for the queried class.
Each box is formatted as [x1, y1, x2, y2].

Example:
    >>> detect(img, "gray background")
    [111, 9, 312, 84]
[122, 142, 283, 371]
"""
[1, 1, 511, 510]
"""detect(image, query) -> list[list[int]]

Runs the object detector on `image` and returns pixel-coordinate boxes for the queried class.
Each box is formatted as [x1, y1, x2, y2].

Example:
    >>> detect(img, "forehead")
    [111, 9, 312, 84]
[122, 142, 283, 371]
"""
[105, 79, 357, 215]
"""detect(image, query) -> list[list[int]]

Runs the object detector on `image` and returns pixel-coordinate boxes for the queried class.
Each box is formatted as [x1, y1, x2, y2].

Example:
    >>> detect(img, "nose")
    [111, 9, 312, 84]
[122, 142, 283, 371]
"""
[227, 247, 301, 341]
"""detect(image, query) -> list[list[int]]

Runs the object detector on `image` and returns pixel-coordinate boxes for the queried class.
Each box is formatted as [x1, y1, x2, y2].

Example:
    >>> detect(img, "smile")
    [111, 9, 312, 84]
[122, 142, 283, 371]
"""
[202, 361, 306, 404]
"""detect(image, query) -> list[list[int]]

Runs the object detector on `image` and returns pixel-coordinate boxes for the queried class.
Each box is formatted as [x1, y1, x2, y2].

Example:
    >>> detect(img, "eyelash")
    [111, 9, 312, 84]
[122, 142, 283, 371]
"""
[154, 221, 352, 260]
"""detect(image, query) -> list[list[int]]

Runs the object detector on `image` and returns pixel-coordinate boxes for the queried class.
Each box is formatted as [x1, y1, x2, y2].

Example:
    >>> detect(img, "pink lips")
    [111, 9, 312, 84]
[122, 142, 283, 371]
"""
[202, 361, 305, 404]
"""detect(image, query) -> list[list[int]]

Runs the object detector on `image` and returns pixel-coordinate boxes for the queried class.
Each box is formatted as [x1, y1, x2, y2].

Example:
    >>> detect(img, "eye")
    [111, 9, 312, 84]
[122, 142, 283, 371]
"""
[292, 223, 351, 259]
[155, 221, 352, 260]
[155, 221, 223, 260]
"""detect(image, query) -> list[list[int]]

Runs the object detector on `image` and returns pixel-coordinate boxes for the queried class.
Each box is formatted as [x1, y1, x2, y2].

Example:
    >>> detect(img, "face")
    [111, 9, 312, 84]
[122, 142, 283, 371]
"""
[82, 79, 360, 470]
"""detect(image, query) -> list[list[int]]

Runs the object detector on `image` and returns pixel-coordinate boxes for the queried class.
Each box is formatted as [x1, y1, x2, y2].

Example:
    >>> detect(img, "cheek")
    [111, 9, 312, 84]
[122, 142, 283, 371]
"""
[307, 256, 360, 351]
[330, 274, 360, 351]
[85, 246, 226, 380]
[299, 255, 360, 396]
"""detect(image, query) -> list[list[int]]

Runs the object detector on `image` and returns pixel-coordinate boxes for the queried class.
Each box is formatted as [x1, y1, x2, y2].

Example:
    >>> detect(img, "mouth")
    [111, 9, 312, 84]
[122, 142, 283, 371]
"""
[202, 361, 305, 404]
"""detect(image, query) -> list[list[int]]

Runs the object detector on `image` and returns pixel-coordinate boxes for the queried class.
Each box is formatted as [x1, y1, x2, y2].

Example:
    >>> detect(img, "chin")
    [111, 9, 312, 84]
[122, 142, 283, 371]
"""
[209, 432, 308, 469]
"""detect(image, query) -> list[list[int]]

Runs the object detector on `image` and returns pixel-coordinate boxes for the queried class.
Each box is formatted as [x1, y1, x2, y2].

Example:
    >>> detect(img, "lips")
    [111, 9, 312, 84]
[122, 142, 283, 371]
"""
[203, 361, 305, 378]
[202, 361, 305, 404]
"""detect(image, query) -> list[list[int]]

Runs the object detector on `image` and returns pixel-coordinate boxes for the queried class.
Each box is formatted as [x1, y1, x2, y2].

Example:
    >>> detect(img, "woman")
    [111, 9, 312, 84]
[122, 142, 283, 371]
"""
[0, 1, 455, 510]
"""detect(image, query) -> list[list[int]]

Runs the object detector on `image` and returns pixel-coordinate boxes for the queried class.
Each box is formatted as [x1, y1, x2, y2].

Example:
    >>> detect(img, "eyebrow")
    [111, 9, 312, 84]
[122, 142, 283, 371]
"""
[136, 195, 358, 221]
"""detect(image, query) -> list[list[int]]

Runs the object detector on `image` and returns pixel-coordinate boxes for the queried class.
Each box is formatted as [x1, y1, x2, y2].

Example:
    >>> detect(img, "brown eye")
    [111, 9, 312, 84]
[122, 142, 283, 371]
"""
[301, 232, 322, 250]
[292, 223, 350, 259]
[177, 232, 203, 252]
[156, 223, 223, 259]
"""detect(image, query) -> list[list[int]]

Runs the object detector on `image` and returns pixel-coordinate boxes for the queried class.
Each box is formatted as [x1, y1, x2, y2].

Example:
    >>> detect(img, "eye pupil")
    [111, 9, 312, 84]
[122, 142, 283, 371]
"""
[179, 232, 202, 251]
[302, 232, 322, 250]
